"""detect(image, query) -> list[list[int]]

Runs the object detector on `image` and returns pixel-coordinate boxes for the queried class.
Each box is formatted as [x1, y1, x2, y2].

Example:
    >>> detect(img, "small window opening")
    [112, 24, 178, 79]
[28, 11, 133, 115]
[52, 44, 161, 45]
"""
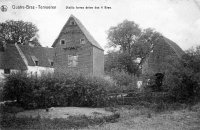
[50, 62, 54, 66]
[80, 38, 85, 44]
[61, 39, 65, 45]
[35, 61, 39, 66]
[4, 69, 10, 74]
[31, 56, 39, 66]
[70, 20, 76, 25]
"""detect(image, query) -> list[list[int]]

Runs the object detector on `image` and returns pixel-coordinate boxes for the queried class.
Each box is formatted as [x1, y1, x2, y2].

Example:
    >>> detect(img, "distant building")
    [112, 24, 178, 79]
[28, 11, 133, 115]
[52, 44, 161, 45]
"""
[0, 44, 54, 80]
[52, 15, 104, 76]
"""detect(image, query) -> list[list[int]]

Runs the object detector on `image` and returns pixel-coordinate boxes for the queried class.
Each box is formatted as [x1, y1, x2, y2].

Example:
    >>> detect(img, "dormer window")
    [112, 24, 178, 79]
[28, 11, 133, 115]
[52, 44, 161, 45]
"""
[80, 38, 85, 44]
[4, 69, 10, 74]
[69, 20, 76, 25]
[60, 39, 65, 45]
[50, 62, 54, 66]
[31, 56, 39, 66]
[35, 61, 39, 66]
[48, 59, 54, 67]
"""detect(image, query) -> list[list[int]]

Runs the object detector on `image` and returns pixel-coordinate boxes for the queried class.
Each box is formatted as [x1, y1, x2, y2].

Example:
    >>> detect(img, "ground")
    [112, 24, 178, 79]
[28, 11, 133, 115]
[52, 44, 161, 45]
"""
[16, 107, 113, 119]
[1, 104, 200, 130]
[83, 105, 200, 130]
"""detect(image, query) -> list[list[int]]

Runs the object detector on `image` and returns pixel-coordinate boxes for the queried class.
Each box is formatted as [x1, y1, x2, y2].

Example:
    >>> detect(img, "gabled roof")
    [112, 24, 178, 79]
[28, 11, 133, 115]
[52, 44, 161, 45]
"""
[52, 15, 104, 51]
[141, 36, 185, 74]
[18, 45, 54, 68]
[0, 44, 27, 70]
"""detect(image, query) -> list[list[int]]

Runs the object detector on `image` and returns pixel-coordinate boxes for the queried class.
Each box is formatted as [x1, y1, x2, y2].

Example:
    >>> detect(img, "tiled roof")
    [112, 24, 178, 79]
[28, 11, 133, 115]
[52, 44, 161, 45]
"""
[52, 15, 104, 51]
[162, 37, 185, 58]
[141, 36, 185, 67]
[18, 45, 54, 68]
[0, 44, 27, 70]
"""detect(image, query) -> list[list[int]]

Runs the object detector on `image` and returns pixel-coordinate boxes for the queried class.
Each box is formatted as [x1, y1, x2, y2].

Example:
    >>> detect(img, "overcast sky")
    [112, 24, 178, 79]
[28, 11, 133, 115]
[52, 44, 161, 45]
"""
[0, 0, 200, 51]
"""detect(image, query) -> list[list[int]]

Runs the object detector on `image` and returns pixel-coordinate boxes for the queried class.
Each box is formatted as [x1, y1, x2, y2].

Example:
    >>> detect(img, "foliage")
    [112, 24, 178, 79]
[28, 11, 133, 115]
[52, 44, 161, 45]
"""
[107, 20, 141, 53]
[106, 19, 162, 75]
[160, 46, 200, 102]
[110, 70, 135, 87]
[105, 51, 139, 75]
[2, 71, 115, 109]
[0, 20, 41, 46]
[131, 28, 162, 66]
[3, 72, 35, 106]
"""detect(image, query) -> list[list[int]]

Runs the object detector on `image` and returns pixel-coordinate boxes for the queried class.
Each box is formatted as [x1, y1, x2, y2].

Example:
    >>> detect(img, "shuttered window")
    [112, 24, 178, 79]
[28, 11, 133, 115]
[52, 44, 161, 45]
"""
[68, 55, 78, 67]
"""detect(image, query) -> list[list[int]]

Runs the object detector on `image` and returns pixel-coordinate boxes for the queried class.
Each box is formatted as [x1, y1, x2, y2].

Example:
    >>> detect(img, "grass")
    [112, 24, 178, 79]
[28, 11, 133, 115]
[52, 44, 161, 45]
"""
[81, 103, 200, 130]
[0, 109, 120, 130]
[1, 103, 200, 130]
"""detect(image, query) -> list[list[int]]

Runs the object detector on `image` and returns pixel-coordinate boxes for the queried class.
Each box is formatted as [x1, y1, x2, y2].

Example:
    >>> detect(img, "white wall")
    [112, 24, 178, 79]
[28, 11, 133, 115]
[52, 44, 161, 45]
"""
[0, 69, 19, 82]
[27, 66, 54, 77]
[0, 67, 54, 82]
[0, 69, 4, 82]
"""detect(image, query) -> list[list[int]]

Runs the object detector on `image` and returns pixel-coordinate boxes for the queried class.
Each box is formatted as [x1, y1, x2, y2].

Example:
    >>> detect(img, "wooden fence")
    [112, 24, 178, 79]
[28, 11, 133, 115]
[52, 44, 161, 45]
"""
[107, 91, 170, 105]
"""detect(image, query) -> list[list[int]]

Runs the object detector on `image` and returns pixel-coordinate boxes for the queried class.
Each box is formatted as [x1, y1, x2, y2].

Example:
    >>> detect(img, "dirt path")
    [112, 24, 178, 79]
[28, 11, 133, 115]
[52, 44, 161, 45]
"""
[83, 107, 200, 130]
[16, 107, 113, 119]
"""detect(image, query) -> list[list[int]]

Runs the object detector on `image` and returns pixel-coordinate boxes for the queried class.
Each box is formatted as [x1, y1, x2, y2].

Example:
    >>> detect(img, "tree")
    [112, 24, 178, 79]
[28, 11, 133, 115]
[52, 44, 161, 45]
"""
[106, 20, 162, 75]
[107, 20, 141, 54]
[132, 28, 162, 67]
[105, 50, 139, 75]
[0, 20, 41, 46]
[161, 46, 200, 101]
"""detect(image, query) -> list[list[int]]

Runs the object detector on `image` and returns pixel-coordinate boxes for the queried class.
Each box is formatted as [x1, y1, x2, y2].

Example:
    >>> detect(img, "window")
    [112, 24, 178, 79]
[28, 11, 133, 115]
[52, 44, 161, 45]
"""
[48, 59, 54, 67]
[4, 69, 10, 74]
[35, 61, 39, 66]
[68, 55, 78, 67]
[80, 38, 85, 44]
[69, 20, 75, 25]
[60, 39, 65, 45]
[31, 56, 39, 66]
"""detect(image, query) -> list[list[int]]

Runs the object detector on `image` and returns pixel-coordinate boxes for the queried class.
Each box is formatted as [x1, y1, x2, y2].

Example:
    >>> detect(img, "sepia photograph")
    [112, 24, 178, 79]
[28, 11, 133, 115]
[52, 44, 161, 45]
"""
[0, 0, 200, 129]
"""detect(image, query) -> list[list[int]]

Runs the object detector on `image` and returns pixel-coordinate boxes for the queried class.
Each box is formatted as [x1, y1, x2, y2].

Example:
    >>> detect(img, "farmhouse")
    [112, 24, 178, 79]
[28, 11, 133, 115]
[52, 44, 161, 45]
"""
[0, 43, 54, 80]
[0, 15, 104, 80]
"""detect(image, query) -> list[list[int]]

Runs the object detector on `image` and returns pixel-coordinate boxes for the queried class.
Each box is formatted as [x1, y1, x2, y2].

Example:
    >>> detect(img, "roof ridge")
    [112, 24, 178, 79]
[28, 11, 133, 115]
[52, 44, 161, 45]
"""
[161, 36, 184, 58]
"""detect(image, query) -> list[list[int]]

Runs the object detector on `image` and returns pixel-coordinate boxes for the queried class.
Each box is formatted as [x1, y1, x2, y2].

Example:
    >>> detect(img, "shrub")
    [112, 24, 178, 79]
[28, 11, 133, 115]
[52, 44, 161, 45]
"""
[3, 72, 35, 107]
[163, 72, 198, 103]
[108, 70, 137, 92]
[2, 71, 114, 109]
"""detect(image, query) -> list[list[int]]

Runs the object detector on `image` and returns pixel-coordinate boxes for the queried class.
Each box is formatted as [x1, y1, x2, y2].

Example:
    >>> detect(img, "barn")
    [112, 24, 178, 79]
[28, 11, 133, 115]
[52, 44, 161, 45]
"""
[52, 15, 104, 76]
[142, 36, 185, 75]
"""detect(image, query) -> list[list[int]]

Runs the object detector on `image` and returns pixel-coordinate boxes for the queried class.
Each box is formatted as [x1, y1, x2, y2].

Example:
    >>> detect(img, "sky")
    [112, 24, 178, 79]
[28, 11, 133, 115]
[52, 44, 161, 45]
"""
[0, 0, 200, 52]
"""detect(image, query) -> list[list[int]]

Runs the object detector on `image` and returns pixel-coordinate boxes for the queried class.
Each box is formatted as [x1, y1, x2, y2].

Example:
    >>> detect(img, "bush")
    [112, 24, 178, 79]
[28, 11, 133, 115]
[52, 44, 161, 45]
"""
[163, 72, 198, 103]
[3, 72, 35, 107]
[108, 70, 137, 92]
[2, 71, 114, 109]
